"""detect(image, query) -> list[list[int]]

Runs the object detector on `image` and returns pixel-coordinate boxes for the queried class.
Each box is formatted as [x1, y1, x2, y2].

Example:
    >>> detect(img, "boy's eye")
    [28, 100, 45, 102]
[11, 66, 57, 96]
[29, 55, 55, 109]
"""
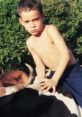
[34, 18, 40, 21]
[25, 21, 29, 23]
[34, 18, 38, 21]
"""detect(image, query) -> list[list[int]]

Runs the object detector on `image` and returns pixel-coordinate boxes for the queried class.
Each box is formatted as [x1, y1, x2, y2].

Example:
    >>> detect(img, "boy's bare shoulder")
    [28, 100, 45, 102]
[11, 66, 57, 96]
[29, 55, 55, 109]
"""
[46, 24, 57, 30]
[26, 36, 33, 48]
[46, 24, 58, 34]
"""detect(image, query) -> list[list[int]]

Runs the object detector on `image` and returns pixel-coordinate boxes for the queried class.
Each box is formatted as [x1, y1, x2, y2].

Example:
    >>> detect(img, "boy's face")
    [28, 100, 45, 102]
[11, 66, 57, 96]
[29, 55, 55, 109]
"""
[19, 9, 44, 36]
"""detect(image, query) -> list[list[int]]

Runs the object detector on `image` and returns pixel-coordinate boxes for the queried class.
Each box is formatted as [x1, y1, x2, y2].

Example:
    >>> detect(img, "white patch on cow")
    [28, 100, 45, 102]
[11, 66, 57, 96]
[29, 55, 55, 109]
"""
[40, 91, 82, 117]
[5, 86, 17, 95]
[54, 92, 79, 115]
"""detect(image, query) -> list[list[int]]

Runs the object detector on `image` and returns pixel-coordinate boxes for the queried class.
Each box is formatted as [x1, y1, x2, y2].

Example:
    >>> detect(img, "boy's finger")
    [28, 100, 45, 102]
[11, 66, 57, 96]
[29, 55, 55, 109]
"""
[41, 84, 49, 90]
[52, 87, 56, 93]
[43, 86, 51, 92]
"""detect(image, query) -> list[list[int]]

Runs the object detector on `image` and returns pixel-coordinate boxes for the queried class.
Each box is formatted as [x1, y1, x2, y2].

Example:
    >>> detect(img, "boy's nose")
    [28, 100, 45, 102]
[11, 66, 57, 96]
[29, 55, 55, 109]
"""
[30, 21, 35, 28]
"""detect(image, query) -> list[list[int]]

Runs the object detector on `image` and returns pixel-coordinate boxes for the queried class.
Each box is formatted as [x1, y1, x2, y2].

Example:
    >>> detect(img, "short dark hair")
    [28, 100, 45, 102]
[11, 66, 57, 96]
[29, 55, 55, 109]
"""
[17, 0, 43, 18]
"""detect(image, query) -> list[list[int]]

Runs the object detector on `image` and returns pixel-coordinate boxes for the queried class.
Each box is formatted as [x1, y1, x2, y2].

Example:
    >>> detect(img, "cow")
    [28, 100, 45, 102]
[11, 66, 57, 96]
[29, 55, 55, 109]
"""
[0, 63, 82, 117]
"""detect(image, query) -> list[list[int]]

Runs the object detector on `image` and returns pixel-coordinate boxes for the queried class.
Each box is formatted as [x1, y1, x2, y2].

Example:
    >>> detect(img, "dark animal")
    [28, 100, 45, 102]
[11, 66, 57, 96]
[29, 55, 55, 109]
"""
[0, 64, 81, 117]
[0, 88, 78, 117]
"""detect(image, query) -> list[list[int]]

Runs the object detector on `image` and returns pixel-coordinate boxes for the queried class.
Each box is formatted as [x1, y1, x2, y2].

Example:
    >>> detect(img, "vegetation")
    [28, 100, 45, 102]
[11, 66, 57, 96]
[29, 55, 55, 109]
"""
[0, 0, 30, 71]
[0, 0, 82, 72]
[43, 0, 82, 60]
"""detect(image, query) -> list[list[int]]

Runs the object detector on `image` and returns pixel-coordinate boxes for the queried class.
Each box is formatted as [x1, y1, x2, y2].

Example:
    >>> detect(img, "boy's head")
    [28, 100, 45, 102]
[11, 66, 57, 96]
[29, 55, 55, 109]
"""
[17, 0, 43, 18]
[17, 0, 45, 36]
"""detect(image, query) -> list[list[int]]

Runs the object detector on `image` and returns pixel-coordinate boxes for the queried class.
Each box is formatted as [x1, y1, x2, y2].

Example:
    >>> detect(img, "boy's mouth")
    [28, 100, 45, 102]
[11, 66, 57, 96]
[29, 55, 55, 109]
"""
[31, 29, 37, 33]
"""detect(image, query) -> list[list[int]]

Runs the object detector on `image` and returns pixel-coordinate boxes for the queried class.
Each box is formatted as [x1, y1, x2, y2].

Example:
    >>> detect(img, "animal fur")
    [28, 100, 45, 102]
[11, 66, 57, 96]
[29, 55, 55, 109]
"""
[0, 63, 35, 96]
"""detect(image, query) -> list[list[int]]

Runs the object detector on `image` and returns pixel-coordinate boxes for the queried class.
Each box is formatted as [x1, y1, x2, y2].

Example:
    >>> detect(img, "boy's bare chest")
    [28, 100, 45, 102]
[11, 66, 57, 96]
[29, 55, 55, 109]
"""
[32, 36, 60, 59]
[30, 35, 60, 69]
[32, 36, 55, 54]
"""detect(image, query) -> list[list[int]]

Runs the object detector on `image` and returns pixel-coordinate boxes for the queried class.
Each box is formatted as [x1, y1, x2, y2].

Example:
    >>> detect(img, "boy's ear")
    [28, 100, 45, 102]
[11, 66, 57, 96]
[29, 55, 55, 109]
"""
[19, 18, 24, 26]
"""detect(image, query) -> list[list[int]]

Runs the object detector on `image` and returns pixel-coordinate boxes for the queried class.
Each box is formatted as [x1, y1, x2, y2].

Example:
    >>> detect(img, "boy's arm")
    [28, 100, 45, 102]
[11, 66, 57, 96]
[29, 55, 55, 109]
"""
[48, 25, 70, 85]
[26, 41, 45, 82]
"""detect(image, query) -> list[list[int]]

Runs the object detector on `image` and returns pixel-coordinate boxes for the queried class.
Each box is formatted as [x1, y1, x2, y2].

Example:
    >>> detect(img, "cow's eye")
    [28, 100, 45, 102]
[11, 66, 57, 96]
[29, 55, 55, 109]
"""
[14, 77, 20, 81]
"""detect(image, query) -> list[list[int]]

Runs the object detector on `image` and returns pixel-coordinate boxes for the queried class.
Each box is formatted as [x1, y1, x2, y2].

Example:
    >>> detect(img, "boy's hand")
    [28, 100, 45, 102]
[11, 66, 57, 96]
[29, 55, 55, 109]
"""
[40, 78, 57, 93]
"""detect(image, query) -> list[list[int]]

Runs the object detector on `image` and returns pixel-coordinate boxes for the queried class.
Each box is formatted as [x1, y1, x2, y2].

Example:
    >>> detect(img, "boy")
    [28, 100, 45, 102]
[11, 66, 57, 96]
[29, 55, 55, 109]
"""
[17, 0, 82, 107]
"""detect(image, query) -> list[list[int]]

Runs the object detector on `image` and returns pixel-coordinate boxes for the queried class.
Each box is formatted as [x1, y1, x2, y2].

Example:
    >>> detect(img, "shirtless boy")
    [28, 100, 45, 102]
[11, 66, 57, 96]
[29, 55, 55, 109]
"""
[17, 0, 82, 107]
